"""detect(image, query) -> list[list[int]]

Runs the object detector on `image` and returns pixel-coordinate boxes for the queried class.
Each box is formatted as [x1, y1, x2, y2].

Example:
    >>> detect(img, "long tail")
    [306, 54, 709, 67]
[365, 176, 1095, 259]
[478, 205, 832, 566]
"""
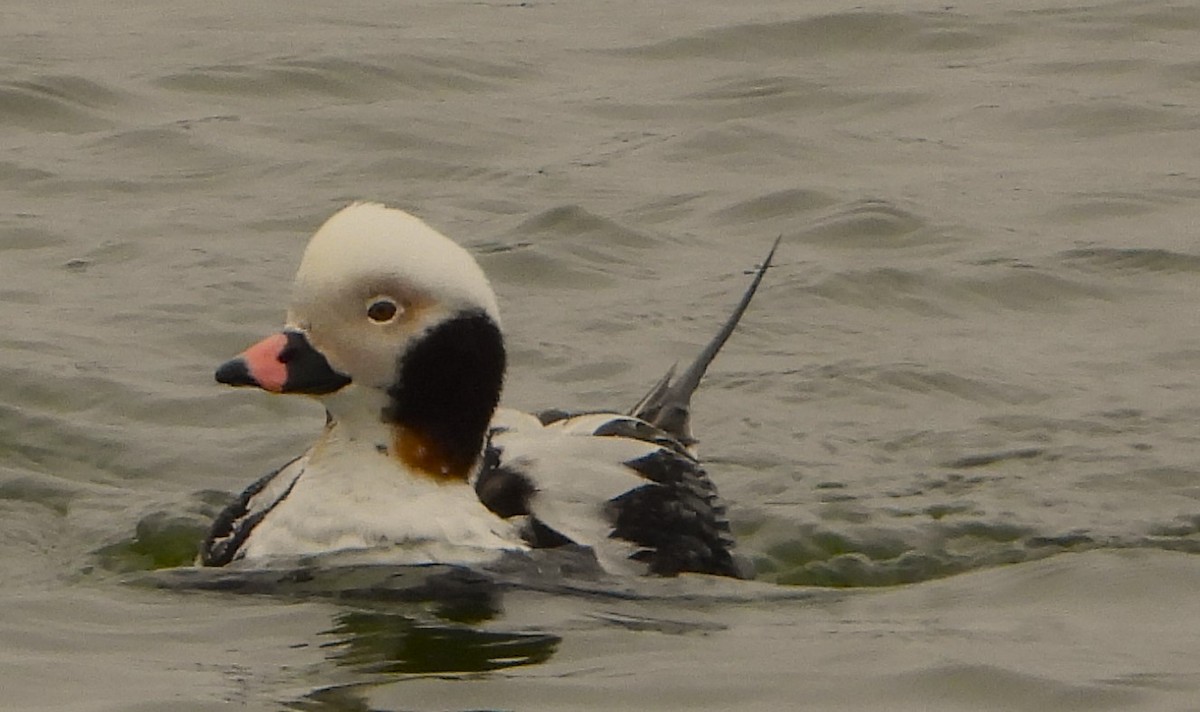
[629, 235, 781, 445]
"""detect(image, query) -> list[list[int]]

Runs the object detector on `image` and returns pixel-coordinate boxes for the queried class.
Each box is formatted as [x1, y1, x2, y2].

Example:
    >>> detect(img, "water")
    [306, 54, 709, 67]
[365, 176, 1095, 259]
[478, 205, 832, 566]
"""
[3, 0, 1200, 709]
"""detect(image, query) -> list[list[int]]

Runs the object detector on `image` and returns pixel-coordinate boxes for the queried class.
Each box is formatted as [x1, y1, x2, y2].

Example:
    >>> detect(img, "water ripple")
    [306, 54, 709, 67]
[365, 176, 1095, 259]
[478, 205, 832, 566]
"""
[1007, 100, 1199, 137]
[714, 188, 839, 224]
[806, 264, 1110, 313]
[683, 75, 924, 118]
[156, 55, 528, 99]
[0, 75, 126, 133]
[798, 199, 936, 249]
[615, 11, 1004, 60]
[476, 206, 660, 289]
[1058, 247, 1200, 274]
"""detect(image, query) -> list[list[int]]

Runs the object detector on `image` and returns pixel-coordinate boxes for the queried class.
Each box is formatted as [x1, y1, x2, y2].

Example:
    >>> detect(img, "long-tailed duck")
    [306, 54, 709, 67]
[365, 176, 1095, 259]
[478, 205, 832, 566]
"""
[201, 203, 775, 578]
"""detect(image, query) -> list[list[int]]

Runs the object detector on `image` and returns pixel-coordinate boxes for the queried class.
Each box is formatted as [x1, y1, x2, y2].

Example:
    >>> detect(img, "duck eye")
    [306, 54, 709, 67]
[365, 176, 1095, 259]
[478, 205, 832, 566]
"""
[366, 298, 399, 323]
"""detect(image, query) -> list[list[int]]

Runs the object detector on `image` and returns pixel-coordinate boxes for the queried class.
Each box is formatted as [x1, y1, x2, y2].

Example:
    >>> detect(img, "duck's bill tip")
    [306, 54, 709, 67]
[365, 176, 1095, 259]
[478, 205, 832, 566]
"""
[214, 356, 265, 389]
[215, 331, 350, 395]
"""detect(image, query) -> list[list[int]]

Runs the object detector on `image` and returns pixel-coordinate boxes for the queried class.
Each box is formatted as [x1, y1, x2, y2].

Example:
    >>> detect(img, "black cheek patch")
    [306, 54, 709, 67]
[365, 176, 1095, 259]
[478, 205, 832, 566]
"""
[383, 311, 505, 478]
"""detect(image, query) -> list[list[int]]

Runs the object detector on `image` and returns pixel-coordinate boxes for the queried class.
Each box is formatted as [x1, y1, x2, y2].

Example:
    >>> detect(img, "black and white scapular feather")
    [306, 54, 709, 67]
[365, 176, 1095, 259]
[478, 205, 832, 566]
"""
[201, 202, 777, 579]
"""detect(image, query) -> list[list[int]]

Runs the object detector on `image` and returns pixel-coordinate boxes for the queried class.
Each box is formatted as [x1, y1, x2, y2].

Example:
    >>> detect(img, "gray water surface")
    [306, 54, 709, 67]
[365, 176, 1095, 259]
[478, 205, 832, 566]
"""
[4, 0, 1200, 709]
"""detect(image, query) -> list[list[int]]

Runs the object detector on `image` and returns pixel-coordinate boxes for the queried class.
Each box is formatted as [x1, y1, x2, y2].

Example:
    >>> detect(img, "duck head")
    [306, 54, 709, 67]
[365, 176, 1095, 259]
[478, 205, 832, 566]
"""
[216, 202, 506, 481]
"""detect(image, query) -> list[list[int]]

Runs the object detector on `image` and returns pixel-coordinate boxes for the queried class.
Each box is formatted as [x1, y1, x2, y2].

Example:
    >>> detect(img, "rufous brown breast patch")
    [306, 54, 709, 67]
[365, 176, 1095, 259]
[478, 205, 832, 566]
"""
[390, 424, 472, 483]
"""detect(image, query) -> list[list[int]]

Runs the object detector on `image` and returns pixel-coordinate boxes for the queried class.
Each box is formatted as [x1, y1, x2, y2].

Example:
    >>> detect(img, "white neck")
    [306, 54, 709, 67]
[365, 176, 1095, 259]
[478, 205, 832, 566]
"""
[317, 384, 393, 445]
[238, 390, 521, 564]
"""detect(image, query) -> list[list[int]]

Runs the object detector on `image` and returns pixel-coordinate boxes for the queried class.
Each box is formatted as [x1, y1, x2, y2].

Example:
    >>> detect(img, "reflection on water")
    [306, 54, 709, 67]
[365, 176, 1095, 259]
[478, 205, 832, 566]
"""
[322, 609, 560, 675]
[291, 686, 378, 712]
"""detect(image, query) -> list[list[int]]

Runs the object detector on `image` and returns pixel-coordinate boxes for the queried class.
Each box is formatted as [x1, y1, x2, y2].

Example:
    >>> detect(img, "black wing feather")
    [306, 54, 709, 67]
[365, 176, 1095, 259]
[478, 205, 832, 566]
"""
[609, 447, 747, 578]
[200, 456, 303, 566]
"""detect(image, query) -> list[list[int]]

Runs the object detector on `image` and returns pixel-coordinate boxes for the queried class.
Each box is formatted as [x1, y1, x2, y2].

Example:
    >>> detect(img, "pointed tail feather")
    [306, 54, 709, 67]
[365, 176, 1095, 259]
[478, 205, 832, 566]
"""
[627, 363, 675, 420]
[630, 235, 781, 444]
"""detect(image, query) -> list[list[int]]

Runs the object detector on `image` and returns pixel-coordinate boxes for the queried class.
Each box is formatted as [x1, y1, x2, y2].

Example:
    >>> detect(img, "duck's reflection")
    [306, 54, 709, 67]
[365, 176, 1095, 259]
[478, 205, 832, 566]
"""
[321, 608, 560, 675]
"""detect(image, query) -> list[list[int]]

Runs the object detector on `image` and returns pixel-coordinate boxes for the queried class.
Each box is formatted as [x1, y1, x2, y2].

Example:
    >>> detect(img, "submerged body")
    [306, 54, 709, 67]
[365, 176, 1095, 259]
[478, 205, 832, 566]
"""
[202, 203, 774, 578]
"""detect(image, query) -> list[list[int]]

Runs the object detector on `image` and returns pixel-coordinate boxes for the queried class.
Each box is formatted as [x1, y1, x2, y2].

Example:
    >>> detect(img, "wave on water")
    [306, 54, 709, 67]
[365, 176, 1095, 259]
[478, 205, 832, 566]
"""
[1007, 99, 1200, 137]
[510, 204, 661, 260]
[1040, 191, 1183, 222]
[613, 11, 1002, 60]
[744, 503, 1200, 588]
[0, 75, 126, 133]
[714, 188, 839, 224]
[680, 75, 925, 121]
[476, 205, 666, 289]
[154, 55, 531, 100]
[800, 264, 1109, 315]
[1058, 246, 1200, 275]
[796, 198, 941, 249]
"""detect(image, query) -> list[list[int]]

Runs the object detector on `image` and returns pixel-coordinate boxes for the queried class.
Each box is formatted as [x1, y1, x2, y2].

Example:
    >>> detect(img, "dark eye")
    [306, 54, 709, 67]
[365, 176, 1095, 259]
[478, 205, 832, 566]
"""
[367, 298, 399, 323]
